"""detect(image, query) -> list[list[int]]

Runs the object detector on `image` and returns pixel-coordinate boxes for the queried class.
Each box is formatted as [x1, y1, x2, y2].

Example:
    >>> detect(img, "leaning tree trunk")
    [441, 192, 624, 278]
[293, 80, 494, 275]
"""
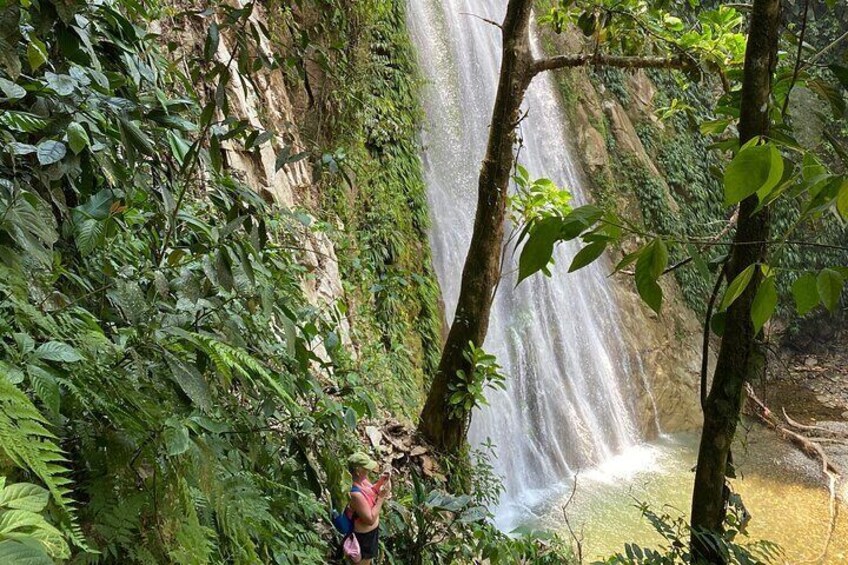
[418, 0, 536, 453]
[689, 0, 780, 559]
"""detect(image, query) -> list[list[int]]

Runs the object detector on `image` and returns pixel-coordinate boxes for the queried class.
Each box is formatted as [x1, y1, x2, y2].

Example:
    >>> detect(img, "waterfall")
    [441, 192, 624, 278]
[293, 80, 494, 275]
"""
[407, 1, 655, 527]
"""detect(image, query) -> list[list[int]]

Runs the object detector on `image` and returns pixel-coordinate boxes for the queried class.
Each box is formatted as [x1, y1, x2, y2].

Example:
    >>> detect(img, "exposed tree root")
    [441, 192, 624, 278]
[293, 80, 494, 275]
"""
[782, 409, 848, 441]
[744, 383, 843, 563]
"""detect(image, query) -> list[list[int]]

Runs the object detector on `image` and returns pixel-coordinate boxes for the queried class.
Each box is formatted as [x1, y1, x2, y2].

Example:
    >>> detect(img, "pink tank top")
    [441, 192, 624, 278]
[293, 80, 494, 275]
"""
[352, 479, 378, 509]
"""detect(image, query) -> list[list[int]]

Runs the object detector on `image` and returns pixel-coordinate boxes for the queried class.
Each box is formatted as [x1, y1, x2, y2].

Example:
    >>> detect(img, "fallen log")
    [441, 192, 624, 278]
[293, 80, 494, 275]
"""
[744, 383, 842, 475]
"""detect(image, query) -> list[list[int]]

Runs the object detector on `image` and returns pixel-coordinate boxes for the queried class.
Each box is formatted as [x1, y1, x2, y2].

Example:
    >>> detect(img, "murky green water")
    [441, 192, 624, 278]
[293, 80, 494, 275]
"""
[525, 427, 847, 563]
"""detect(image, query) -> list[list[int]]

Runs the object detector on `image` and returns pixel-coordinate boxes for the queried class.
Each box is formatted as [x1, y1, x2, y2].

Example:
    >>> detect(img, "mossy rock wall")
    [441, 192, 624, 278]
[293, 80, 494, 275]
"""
[268, 0, 443, 419]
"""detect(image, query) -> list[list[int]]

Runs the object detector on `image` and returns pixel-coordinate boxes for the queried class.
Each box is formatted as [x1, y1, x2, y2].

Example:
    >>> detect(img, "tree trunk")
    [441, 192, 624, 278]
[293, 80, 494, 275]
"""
[418, 0, 535, 453]
[689, 0, 780, 559]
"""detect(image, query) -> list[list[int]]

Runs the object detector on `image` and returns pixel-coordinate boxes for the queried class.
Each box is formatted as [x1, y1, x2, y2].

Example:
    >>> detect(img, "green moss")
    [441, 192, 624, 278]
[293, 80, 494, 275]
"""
[592, 67, 631, 105]
[316, 0, 442, 418]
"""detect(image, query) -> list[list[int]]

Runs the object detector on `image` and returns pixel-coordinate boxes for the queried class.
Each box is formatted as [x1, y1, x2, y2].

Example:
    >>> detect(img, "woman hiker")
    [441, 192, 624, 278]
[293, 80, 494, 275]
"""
[347, 451, 391, 564]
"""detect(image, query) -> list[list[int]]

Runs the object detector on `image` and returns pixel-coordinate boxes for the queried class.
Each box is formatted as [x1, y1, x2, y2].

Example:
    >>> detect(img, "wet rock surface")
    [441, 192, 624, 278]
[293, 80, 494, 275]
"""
[762, 327, 848, 425]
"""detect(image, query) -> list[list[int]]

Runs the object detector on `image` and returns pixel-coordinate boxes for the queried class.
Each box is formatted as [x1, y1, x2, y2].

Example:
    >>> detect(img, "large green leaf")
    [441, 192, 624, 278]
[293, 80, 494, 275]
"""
[163, 424, 191, 457]
[751, 277, 777, 334]
[817, 268, 844, 312]
[517, 217, 560, 284]
[561, 205, 603, 240]
[0, 483, 48, 512]
[719, 264, 756, 311]
[26, 38, 48, 73]
[165, 352, 212, 412]
[568, 241, 606, 273]
[645, 239, 668, 280]
[44, 73, 76, 96]
[699, 118, 731, 136]
[8, 142, 36, 155]
[73, 218, 104, 256]
[0, 540, 52, 565]
[634, 240, 668, 314]
[119, 117, 155, 156]
[792, 273, 819, 315]
[723, 143, 783, 205]
[66, 122, 89, 154]
[33, 341, 83, 363]
[836, 178, 848, 220]
[0, 111, 48, 133]
[35, 141, 66, 165]
[807, 78, 845, 118]
[0, 77, 25, 100]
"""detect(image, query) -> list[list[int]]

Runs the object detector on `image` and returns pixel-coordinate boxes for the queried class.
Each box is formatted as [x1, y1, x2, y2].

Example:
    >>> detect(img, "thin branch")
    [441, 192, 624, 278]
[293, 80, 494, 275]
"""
[531, 53, 697, 75]
[803, 28, 848, 70]
[783, 409, 848, 440]
[634, 238, 848, 262]
[781, 0, 809, 118]
[603, 212, 848, 253]
[745, 384, 842, 562]
[699, 239, 848, 252]
[459, 11, 502, 30]
[701, 266, 726, 410]
[823, 130, 848, 169]
[620, 210, 738, 277]
[561, 473, 584, 564]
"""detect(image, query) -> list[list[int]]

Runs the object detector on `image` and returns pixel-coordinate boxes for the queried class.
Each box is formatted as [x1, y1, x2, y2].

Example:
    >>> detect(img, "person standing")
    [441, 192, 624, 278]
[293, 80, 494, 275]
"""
[346, 452, 391, 564]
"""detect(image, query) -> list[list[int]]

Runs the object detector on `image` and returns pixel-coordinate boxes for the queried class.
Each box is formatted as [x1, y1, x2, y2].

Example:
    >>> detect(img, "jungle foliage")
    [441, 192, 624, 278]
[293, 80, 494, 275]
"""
[0, 0, 366, 560]
[539, 0, 848, 319]
[0, 0, 575, 562]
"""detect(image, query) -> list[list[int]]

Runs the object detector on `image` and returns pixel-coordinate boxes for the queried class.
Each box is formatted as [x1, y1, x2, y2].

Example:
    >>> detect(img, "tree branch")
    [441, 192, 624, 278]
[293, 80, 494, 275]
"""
[459, 11, 502, 30]
[804, 28, 848, 70]
[781, 0, 809, 118]
[530, 52, 697, 75]
[701, 266, 726, 410]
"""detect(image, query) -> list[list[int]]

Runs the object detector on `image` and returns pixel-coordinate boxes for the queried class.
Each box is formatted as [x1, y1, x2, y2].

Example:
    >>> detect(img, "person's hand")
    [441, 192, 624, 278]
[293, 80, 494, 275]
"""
[380, 478, 392, 499]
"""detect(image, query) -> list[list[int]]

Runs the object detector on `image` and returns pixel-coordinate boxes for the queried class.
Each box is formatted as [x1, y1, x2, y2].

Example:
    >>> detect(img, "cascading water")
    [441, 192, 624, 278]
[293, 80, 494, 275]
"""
[408, 1, 658, 528]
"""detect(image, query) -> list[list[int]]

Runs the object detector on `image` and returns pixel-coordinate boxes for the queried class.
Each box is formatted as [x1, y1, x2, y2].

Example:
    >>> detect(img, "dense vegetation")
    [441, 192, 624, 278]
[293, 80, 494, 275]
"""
[0, 0, 572, 562]
[1, 0, 846, 563]
[538, 1, 848, 318]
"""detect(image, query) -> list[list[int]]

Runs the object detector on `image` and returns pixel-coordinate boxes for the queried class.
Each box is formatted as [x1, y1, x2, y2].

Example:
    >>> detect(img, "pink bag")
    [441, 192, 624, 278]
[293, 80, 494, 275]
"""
[343, 532, 361, 563]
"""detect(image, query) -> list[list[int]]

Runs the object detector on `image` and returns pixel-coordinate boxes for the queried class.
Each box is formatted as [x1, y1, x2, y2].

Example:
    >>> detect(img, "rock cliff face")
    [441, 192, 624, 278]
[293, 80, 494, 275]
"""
[207, 2, 346, 317]
[542, 34, 707, 433]
[165, 1, 351, 354]
[166, 1, 444, 414]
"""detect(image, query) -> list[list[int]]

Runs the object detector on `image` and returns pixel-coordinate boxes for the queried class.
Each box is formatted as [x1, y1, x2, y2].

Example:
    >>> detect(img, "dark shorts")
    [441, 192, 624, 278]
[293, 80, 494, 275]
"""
[354, 527, 379, 559]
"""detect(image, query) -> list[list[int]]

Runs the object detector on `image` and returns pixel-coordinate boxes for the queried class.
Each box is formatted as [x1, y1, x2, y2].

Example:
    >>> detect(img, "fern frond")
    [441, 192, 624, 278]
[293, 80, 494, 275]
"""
[0, 378, 83, 547]
[192, 335, 297, 410]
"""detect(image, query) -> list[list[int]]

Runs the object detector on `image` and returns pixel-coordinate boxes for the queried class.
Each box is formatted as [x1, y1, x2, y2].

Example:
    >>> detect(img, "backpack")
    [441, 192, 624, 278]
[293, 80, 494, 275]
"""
[331, 485, 361, 536]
